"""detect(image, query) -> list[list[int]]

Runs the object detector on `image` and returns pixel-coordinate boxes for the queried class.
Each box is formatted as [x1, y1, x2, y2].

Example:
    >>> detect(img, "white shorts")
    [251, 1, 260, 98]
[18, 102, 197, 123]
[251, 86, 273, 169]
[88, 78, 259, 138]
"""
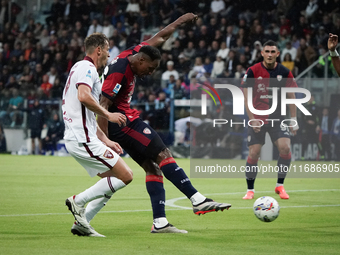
[65, 139, 119, 177]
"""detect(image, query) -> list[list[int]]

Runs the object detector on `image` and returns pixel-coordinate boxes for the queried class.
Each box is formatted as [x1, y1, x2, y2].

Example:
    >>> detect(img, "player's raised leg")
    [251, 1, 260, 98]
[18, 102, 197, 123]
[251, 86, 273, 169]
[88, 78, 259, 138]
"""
[243, 144, 261, 199]
[274, 137, 291, 199]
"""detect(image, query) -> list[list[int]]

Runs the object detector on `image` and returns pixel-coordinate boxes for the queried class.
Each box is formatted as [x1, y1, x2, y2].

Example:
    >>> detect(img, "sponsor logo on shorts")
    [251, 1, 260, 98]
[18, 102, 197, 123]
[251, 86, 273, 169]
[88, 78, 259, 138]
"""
[103, 149, 114, 159]
[143, 128, 151, 134]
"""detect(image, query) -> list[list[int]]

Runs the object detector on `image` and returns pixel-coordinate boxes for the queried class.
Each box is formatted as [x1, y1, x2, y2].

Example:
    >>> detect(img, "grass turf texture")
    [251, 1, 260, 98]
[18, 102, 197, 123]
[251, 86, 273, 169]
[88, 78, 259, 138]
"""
[0, 155, 339, 255]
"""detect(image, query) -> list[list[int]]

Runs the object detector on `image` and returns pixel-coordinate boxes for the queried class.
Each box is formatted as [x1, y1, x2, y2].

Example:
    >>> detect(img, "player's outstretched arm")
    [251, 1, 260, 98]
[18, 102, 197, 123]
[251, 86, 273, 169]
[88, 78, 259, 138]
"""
[78, 85, 126, 128]
[145, 13, 198, 47]
[328, 33, 340, 76]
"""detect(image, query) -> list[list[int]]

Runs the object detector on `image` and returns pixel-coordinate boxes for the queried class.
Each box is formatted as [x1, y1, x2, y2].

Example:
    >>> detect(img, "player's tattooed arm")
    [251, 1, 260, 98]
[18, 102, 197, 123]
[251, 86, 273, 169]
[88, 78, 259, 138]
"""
[79, 86, 126, 138]
[96, 124, 123, 154]
[145, 13, 198, 47]
[97, 96, 121, 137]
[98, 96, 112, 137]
[78, 84, 111, 120]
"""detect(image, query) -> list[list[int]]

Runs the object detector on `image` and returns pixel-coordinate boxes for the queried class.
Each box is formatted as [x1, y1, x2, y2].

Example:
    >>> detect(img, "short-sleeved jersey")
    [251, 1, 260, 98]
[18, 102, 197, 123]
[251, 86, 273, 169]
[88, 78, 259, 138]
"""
[242, 62, 298, 123]
[101, 42, 149, 121]
[62, 56, 101, 143]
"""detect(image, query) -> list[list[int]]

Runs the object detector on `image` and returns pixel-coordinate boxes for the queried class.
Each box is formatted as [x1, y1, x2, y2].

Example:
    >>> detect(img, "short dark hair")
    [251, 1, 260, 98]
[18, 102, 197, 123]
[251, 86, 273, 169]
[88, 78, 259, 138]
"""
[84, 33, 108, 54]
[262, 40, 279, 49]
[139, 45, 161, 61]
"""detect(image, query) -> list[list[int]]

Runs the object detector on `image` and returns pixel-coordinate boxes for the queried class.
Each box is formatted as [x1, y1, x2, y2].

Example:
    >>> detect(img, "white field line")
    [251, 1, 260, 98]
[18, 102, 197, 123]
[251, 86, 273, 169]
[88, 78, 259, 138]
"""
[0, 189, 339, 217]
[166, 189, 340, 209]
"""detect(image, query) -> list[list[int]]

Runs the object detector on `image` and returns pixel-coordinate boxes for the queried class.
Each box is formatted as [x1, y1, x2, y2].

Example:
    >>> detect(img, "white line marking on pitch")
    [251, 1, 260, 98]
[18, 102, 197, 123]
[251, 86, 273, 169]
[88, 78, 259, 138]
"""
[0, 189, 339, 217]
[165, 189, 340, 210]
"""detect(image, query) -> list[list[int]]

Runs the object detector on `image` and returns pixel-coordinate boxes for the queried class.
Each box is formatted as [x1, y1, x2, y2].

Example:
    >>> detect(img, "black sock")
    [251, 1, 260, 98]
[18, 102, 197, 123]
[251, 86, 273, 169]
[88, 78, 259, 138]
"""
[160, 157, 197, 199]
[277, 153, 291, 184]
[145, 175, 166, 219]
[246, 157, 258, 189]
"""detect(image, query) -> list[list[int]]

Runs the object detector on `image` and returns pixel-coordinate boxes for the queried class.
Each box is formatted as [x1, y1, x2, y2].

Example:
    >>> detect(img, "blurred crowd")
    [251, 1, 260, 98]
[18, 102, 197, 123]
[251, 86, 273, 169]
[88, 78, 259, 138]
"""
[0, 0, 340, 154]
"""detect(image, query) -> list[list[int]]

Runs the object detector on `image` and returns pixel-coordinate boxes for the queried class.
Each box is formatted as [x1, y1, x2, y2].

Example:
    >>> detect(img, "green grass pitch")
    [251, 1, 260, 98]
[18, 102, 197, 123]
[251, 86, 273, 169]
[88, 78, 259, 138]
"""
[0, 155, 339, 255]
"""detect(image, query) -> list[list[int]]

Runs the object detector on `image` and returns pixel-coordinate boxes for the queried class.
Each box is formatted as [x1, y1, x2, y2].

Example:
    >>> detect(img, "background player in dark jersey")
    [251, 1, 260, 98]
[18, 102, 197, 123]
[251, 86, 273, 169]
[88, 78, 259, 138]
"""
[242, 40, 299, 200]
[328, 33, 340, 76]
[98, 13, 231, 234]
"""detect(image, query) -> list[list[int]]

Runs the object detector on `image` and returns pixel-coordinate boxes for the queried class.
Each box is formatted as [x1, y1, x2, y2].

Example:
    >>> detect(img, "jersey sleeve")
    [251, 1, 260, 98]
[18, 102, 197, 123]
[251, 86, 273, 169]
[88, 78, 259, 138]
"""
[241, 67, 255, 88]
[117, 42, 150, 59]
[130, 41, 149, 54]
[285, 71, 298, 88]
[75, 64, 96, 90]
[101, 67, 126, 101]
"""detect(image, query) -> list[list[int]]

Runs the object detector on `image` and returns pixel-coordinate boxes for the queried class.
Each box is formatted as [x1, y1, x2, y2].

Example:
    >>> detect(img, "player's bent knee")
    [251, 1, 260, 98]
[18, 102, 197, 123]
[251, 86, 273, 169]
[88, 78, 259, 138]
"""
[114, 167, 133, 185]
[142, 159, 162, 176]
[279, 146, 291, 155]
[249, 153, 260, 160]
[249, 150, 260, 160]
[157, 148, 172, 161]
[120, 163, 133, 185]
[122, 170, 133, 185]
[145, 169, 162, 176]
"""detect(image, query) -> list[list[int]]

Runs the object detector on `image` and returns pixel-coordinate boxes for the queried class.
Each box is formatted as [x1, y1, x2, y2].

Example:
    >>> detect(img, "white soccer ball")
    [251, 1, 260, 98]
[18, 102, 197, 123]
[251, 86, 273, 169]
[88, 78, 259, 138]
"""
[253, 196, 280, 222]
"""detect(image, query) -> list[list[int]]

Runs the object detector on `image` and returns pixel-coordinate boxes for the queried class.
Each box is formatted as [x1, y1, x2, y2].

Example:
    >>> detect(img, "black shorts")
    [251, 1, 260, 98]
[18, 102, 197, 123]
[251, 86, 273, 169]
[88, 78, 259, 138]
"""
[31, 129, 42, 139]
[247, 122, 291, 146]
[108, 118, 167, 166]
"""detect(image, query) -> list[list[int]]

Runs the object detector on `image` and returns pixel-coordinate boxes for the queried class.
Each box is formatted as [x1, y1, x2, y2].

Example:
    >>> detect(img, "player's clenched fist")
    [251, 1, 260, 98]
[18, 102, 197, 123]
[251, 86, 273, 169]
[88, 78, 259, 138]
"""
[328, 33, 338, 51]
[180, 13, 198, 24]
[107, 140, 123, 154]
[249, 120, 262, 133]
[108, 112, 126, 127]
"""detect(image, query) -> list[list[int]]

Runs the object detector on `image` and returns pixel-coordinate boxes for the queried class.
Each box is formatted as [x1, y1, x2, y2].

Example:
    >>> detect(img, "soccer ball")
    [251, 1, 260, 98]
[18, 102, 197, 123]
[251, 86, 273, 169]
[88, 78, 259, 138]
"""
[253, 196, 280, 222]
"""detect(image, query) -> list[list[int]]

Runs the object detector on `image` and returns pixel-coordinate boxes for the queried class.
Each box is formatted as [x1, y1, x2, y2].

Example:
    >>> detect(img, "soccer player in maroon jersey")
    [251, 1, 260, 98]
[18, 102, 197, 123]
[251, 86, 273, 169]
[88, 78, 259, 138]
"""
[328, 33, 340, 76]
[241, 40, 299, 200]
[97, 13, 231, 233]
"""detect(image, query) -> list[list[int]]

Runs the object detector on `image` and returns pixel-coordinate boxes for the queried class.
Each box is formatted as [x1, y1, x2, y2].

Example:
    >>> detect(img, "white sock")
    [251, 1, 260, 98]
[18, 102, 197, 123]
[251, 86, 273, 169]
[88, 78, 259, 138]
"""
[153, 217, 169, 228]
[247, 189, 255, 193]
[276, 183, 283, 187]
[75, 177, 126, 207]
[85, 196, 111, 223]
[190, 192, 206, 206]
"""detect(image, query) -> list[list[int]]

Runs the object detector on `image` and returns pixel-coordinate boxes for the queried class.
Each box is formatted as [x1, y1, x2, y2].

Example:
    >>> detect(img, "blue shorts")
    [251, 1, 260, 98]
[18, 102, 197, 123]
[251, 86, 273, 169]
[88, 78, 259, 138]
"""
[247, 122, 291, 146]
[108, 118, 167, 166]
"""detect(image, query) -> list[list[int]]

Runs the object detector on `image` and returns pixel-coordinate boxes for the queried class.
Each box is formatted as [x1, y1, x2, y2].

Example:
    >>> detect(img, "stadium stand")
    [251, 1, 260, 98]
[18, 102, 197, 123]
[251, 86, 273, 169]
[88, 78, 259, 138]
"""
[0, 0, 340, 158]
